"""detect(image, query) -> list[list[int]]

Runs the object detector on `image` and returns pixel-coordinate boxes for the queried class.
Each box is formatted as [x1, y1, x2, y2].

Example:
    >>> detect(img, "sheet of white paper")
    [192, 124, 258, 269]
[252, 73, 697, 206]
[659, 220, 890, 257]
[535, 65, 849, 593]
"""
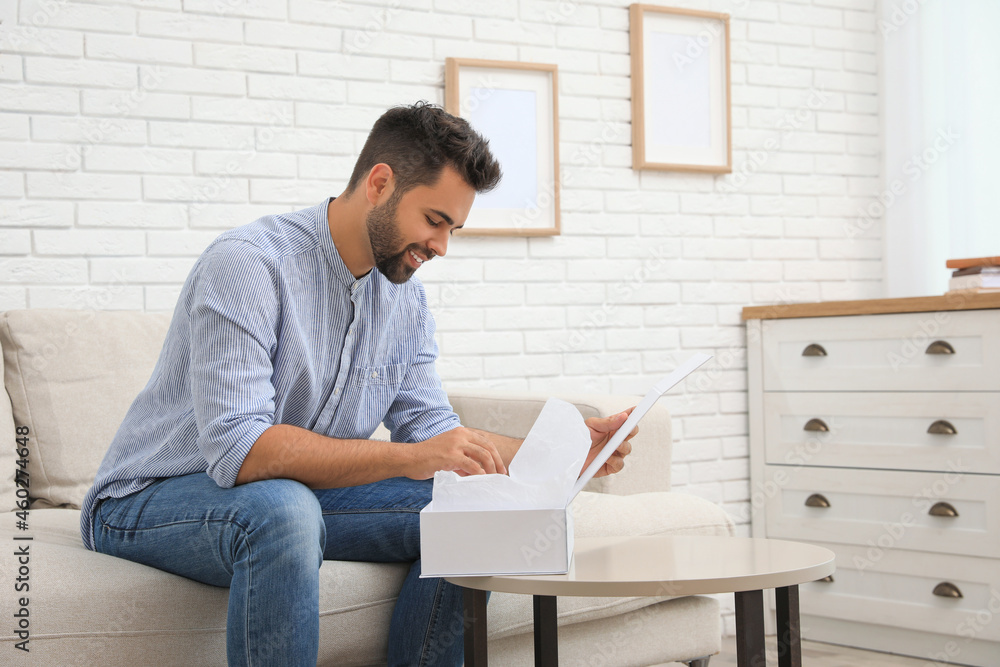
[570, 353, 713, 499]
[431, 398, 590, 511]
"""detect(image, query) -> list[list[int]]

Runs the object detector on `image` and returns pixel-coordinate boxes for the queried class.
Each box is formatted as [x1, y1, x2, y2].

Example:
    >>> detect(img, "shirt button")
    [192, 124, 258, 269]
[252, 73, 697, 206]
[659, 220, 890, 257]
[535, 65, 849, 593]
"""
[371, 370, 378, 379]
[334, 388, 340, 395]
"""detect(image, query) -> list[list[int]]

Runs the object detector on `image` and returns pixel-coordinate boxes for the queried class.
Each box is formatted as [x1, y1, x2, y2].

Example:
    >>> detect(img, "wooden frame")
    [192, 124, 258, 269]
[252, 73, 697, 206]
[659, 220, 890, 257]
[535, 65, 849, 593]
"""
[445, 57, 560, 236]
[630, 4, 732, 173]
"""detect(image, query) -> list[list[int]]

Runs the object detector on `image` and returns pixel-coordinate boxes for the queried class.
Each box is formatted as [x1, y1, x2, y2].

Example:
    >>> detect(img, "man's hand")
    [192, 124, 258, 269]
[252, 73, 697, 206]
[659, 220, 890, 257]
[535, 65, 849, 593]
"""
[581, 408, 637, 479]
[404, 427, 507, 480]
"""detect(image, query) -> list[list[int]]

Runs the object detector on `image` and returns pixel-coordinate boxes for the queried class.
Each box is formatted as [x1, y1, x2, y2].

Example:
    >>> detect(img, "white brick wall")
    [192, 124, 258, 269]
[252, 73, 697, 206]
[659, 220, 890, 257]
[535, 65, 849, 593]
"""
[0, 0, 884, 637]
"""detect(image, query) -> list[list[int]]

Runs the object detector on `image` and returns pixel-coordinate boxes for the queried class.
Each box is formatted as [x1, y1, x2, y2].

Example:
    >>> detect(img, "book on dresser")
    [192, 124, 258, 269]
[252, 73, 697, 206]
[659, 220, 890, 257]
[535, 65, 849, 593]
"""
[948, 271, 1000, 292]
[945, 255, 1000, 270]
[946, 257, 1000, 295]
[951, 266, 1000, 277]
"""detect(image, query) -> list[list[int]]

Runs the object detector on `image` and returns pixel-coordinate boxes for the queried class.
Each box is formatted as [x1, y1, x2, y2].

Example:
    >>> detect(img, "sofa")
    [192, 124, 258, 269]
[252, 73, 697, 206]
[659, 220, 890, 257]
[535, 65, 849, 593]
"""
[0, 308, 734, 666]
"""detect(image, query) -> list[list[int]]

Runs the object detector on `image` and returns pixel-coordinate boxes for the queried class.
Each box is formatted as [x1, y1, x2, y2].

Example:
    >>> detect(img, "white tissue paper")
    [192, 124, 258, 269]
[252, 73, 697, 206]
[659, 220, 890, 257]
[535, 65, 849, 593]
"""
[430, 398, 591, 511]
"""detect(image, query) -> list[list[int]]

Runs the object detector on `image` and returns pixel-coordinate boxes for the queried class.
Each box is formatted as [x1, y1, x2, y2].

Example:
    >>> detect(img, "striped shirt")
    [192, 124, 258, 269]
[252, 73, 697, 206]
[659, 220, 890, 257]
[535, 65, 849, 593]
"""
[81, 199, 460, 550]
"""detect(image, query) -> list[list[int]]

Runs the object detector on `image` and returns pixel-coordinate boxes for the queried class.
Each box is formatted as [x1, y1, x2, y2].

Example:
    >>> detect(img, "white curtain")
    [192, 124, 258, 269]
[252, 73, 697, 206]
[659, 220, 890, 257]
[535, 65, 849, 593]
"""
[882, 0, 1000, 297]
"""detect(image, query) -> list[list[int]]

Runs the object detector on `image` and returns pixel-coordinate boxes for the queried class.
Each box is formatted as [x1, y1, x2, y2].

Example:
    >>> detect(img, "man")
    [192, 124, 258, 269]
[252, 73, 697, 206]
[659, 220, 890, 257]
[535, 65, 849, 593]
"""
[81, 102, 636, 666]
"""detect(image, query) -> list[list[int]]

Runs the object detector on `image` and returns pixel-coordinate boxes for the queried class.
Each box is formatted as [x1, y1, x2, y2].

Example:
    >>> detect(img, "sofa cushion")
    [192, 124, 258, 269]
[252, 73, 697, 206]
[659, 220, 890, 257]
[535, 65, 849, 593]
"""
[0, 310, 171, 509]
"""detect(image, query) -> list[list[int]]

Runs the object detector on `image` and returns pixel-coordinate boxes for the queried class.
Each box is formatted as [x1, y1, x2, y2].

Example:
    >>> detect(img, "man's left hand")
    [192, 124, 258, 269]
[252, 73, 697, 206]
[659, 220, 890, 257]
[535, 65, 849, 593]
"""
[580, 408, 637, 479]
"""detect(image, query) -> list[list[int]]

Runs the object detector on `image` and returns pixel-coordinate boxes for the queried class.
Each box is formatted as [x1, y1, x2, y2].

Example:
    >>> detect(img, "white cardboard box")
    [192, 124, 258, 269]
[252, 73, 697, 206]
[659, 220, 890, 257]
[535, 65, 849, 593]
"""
[419, 354, 711, 578]
[420, 503, 573, 577]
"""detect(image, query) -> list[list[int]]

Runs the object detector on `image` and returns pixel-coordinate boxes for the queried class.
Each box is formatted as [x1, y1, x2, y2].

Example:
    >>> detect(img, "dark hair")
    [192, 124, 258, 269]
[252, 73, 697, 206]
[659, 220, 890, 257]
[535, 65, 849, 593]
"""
[346, 101, 502, 197]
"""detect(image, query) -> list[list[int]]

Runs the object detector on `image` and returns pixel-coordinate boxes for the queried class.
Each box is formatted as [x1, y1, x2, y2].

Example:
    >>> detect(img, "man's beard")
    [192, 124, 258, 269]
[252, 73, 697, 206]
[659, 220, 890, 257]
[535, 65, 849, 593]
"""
[365, 193, 421, 285]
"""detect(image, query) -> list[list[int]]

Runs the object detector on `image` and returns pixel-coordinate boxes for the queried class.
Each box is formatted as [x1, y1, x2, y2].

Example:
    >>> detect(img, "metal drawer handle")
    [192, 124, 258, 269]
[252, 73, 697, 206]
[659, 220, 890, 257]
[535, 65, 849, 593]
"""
[819, 575, 834, 583]
[929, 502, 959, 518]
[803, 418, 829, 432]
[802, 343, 827, 357]
[805, 493, 831, 508]
[927, 420, 958, 435]
[933, 582, 963, 599]
[925, 340, 955, 355]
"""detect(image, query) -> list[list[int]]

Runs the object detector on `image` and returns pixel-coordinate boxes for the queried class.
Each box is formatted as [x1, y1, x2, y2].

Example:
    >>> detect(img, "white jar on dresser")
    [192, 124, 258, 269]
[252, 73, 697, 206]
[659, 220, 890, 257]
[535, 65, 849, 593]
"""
[743, 293, 1000, 667]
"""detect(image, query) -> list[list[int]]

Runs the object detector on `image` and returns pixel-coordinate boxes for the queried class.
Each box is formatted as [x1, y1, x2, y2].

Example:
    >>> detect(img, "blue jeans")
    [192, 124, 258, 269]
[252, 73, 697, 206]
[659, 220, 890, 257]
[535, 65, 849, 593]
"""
[92, 473, 467, 667]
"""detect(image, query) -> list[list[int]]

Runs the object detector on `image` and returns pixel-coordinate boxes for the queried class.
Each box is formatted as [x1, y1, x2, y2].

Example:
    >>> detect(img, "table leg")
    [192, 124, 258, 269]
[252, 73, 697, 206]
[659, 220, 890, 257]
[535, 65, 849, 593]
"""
[463, 588, 489, 667]
[533, 594, 559, 667]
[734, 589, 766, 667]
[775, 585, 802, 667]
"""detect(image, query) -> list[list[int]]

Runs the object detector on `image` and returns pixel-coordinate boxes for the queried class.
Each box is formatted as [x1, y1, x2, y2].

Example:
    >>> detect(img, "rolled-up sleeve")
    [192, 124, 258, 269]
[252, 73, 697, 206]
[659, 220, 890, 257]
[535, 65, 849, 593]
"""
[188, 240, 280, 488]
[383, 306, 461, 444]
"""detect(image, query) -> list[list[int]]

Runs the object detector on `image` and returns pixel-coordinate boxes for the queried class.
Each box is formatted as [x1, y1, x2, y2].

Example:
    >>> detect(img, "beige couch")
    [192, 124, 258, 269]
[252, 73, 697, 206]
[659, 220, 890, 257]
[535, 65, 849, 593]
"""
[0, 309, 733, 666]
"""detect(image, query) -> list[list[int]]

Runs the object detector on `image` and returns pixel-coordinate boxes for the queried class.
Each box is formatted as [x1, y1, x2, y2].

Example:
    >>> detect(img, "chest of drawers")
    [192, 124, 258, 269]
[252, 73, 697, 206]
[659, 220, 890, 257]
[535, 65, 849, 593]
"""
[744, 293, 1000, 666]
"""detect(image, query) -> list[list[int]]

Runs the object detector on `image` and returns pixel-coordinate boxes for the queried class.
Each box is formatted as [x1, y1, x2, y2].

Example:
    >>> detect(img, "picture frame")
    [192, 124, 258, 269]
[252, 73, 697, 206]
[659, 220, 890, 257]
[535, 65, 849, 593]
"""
[445, 58, 560, 236]
[629, 4, 732, 173]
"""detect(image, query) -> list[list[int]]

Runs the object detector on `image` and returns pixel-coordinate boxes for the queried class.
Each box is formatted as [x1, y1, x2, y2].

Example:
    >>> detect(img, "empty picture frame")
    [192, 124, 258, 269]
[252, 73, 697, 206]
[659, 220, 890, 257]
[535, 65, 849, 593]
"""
[630, 4, 732, 172]
[445, 58, 560, 236]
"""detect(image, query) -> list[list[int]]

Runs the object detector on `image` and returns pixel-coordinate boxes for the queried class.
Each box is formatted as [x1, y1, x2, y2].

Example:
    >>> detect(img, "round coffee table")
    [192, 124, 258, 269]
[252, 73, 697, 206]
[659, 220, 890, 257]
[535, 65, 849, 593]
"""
[446, 535, 835, 667]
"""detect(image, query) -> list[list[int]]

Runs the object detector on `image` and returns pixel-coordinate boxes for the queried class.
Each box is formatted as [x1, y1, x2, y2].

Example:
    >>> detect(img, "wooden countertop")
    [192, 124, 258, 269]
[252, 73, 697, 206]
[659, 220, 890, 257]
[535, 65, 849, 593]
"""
[741, 291, 1000, 320]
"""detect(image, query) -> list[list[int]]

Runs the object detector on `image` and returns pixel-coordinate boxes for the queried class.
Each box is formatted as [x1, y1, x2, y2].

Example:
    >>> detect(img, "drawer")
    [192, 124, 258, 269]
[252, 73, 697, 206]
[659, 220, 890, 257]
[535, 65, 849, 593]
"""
[763, 392, 1000, 474]
[789, 541, 1000, 644]
[760, 309, 1000, 391]
[762, 465, 1000, 558]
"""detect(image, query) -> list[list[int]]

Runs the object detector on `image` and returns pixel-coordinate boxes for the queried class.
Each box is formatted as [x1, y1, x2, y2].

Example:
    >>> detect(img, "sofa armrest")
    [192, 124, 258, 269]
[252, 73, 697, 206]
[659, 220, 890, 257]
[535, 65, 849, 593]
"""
[446, 389, 672, 496]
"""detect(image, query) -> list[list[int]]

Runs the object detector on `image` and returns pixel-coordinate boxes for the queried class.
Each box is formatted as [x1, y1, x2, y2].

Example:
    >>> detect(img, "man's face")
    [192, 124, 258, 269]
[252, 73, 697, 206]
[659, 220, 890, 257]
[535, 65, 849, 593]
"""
[365, 166, 476, 284]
